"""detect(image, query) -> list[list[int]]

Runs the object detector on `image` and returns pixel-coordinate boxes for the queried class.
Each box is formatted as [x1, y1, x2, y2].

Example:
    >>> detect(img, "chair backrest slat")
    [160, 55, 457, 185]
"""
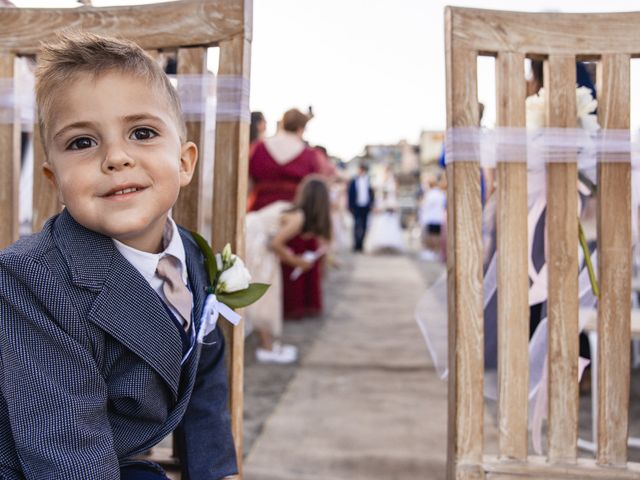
[495, 51, 529, 461]
[173, 46, 208, 233]
[212, 33, 250, 476]
[447, 161, 484, 480]
[31, 104, 59, 232]
[445, 35, 485, 478]
[596, 53, 632, 466]
[0, 53, 19, 247]
[544, 54, 580, 464]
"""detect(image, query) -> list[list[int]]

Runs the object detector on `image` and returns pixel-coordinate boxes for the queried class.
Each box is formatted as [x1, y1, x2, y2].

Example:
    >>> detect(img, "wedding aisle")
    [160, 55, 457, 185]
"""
[243, 252, 498, 480]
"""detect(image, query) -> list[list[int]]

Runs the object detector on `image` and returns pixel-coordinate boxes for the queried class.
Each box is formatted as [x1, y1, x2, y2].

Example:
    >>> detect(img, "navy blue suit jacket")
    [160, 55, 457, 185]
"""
[347, 176, 375, 213]
[0, 210, 237, 479]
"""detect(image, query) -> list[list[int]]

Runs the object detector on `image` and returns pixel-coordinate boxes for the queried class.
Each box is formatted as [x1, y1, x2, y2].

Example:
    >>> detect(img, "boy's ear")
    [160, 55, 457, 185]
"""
[179, 141, 198, 187]
[42, 162, 64, 204]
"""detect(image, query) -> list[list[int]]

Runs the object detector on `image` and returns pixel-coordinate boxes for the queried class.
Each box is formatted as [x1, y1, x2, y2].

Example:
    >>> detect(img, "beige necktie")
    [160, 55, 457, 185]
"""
[156, 255, 193, 331]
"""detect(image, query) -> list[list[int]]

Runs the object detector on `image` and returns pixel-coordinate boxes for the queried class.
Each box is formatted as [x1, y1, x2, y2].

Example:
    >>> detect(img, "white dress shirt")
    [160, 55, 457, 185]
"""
[113, 217, 191, 327]
[355, 174, 370, 207]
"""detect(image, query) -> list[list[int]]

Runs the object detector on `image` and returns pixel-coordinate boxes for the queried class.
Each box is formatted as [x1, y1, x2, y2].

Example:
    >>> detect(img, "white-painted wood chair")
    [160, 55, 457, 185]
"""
[0, 1, 251, 478]
[446, 7, 639, 479]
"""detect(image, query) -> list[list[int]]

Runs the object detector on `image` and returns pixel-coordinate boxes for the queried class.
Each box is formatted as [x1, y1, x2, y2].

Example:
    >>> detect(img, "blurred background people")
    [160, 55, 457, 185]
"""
[418, 172, 447, 261]
[245, 177, 332, 362]
[312, 145, 337, 178]
[250, 111, 267, 156]
[347, 163, 375, 252]
[248, 108, 320, 212]
[366, 165, 405, 253]
[328, 174, 350, 255]
[278, 176, 332, 320]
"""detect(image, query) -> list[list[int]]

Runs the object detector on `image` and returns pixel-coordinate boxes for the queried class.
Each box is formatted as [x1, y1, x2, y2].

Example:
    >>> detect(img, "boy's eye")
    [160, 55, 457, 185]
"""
[131, 128, 157, 141]
[67, 137, 96, 150]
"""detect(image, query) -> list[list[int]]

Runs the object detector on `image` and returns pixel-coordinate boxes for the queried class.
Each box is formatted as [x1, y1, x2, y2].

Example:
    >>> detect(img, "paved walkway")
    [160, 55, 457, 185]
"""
[243, 252, 498, 480]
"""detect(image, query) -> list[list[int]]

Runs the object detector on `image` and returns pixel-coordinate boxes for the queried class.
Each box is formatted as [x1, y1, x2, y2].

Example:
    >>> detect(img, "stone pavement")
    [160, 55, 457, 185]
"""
[243, 251, 499, 480]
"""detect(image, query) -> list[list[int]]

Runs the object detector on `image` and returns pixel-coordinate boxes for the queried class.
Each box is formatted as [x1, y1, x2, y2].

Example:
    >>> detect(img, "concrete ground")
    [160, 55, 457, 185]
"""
[242, 248, 498, 480]
[241, 245, 640, 479]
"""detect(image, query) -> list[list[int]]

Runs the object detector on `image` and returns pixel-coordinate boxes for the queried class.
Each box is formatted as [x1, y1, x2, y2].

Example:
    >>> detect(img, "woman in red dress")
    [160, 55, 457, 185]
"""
[248, 108, 320, 211]
[248, 108, 323, 319]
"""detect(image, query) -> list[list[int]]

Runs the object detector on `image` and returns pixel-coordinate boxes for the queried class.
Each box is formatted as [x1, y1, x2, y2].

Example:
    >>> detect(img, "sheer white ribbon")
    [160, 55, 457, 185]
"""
[197, 293, 242, 344]
[0, 73, 250, 124]
[445, 126, 640, 167]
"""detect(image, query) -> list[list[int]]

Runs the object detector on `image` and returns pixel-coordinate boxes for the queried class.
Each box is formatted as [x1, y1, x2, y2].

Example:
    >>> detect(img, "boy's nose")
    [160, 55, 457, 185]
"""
[102, 145, 136, 172]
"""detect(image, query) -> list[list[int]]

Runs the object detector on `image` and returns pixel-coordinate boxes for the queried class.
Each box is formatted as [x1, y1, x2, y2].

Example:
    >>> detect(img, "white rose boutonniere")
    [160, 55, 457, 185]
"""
[190, 233, 269, 343]
[218, 255, 252, 293]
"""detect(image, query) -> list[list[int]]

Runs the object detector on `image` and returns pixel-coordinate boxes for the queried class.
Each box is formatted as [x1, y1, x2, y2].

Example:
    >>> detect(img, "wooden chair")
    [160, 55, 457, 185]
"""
[580, 308, 640, 452]
[0, 1, 250, 477]
[446, 7, 640, 479]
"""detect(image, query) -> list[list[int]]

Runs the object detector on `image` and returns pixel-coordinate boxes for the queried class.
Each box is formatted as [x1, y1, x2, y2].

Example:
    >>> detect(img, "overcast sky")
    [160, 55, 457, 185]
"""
[12, 0, 640, 160]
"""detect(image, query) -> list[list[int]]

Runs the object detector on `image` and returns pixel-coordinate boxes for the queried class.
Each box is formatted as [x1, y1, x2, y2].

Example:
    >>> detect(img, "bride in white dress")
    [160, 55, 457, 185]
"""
[366, 167, 405, 253]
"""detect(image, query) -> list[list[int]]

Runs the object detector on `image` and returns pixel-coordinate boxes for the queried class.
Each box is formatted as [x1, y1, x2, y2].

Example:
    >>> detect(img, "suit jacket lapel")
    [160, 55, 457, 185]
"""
[175, 229, 209, 397]
[89, 253, 183, 400]
[54, 210, 183, 400]
[180, 228, 208, 333]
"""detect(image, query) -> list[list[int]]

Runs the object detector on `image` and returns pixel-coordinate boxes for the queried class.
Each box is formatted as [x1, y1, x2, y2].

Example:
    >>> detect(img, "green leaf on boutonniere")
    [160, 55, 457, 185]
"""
[216, 283, 270, 309]
[190, 231, 218, 286]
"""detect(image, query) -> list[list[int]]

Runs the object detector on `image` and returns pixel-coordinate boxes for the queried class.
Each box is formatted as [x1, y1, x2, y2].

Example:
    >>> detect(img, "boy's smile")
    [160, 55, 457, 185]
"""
[43, 71, 197, 253]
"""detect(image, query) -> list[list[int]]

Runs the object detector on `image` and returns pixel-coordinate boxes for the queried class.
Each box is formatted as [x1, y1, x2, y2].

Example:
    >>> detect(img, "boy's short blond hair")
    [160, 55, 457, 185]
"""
[35, 32, 186, 147]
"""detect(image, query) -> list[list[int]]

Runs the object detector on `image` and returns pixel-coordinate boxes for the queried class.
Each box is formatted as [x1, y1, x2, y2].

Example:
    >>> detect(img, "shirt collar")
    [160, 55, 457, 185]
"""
[113, 217, 188, 284]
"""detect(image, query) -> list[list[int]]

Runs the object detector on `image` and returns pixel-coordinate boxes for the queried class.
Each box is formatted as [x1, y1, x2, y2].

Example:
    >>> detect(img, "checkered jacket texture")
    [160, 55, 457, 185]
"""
[0, 210, 237, 479]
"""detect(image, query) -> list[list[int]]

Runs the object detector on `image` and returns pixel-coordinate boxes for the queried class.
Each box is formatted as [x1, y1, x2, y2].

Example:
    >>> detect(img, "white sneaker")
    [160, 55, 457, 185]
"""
[274, 342, 298, 357]
[255, 343, 298, 364]
[419, 250, 438, 261]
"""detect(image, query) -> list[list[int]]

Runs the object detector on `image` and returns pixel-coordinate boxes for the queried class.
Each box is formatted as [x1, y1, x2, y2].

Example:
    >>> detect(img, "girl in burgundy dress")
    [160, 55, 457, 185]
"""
[274, 176, 332, 320]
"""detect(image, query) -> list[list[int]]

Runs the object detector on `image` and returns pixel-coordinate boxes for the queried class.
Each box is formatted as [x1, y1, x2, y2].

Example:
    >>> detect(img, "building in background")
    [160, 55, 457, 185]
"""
[419, 130, 444, 170]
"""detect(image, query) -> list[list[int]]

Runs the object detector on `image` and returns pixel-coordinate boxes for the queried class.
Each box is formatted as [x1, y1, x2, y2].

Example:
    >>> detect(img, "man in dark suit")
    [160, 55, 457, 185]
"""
[348, 164, 375, 252]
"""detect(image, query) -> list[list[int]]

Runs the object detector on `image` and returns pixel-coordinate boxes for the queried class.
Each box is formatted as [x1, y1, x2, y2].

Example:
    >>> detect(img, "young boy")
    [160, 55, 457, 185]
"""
[0, 33, 237, 479]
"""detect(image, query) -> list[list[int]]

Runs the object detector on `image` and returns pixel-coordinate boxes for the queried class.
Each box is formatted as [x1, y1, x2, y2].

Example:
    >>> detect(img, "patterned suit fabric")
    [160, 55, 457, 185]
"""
[0, 209, 237, 479]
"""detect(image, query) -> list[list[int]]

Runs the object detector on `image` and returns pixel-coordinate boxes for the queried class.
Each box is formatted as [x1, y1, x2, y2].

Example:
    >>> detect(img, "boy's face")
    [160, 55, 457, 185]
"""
[43, 71, 196, 253]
